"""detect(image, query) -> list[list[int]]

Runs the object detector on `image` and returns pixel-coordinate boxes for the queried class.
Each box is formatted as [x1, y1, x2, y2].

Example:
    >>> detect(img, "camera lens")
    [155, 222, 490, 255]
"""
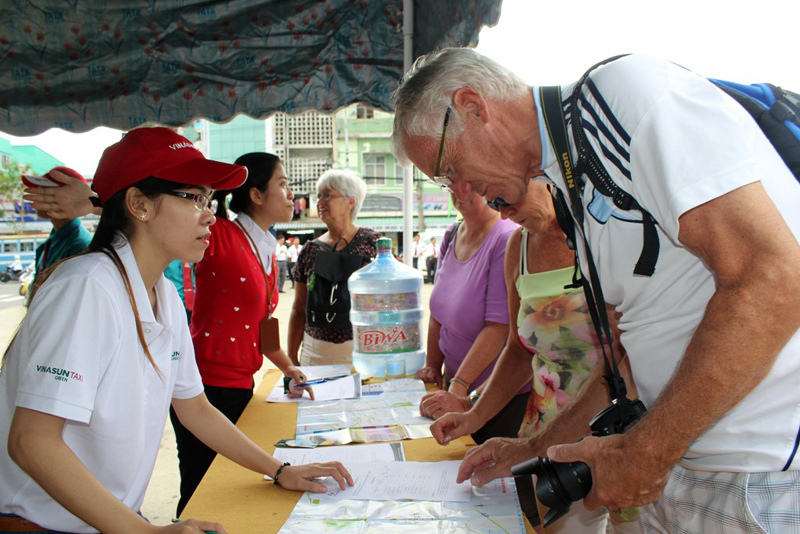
[534, 458, 592, 506]
[512, 456, 592, 526]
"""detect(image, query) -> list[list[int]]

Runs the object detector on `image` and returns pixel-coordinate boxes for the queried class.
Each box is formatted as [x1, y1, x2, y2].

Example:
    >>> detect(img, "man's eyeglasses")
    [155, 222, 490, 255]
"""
[432, 106, 454, 191]
[163, 190, 218, 213]
[485, 197, 511, 211]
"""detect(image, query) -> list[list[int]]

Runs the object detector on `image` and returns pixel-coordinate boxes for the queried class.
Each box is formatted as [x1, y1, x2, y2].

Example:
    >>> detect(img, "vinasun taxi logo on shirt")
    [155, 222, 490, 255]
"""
[35, 365, 84, 383]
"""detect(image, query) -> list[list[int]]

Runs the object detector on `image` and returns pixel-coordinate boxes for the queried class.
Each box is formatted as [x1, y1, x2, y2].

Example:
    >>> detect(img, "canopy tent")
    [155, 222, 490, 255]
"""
[1, 0, 502, 263]
[0, 0, 501, 136]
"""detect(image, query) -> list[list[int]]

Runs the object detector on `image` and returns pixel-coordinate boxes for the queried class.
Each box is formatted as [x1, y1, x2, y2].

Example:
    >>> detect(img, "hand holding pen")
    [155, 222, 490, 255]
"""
[295, 374, 351, 387]
[284, 366, 315, 400]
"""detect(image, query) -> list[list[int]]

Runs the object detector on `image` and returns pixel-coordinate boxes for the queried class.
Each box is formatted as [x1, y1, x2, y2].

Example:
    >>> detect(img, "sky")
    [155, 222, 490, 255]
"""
[1, 0, 797, 176]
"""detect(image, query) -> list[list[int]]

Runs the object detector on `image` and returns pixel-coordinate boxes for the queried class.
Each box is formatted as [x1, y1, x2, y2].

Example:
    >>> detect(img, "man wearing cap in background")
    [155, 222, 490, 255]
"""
[23, 167, 92, 291]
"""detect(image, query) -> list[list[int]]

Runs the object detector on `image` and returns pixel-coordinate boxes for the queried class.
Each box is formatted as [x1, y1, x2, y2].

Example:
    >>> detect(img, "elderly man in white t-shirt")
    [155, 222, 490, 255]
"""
[393, 48, 800, 533]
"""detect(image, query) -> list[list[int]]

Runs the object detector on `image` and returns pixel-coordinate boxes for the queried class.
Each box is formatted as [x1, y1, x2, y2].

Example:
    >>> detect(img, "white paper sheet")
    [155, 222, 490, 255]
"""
[319, 461, 472, 502]
[272, 442, 405, 466]
[266, 365, 358, 403]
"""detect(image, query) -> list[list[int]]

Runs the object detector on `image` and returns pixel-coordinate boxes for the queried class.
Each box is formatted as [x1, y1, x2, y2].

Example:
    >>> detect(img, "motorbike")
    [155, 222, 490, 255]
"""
[0, 262, 30, 283]
[19, 263, 35, 297]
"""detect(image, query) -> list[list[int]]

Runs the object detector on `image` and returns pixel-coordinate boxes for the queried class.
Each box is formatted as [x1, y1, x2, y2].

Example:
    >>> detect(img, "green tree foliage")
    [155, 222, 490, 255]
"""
[0, 161, 31, 223]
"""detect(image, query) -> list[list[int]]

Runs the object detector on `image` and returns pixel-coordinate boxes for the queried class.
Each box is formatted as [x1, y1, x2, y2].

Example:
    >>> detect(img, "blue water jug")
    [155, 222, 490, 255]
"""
[349, 237, 425, 378]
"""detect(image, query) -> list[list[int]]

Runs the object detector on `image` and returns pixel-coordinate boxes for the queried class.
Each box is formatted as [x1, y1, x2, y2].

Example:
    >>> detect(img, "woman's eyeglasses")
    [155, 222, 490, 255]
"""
[316, 192, 344, 202]
[163, 190, 218, 213]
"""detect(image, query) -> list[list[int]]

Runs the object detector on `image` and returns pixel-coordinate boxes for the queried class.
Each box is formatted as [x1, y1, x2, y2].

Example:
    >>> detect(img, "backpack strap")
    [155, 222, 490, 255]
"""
[710, 80, 800, 179]
[555, 55, 660, 277]
[440, 221, 462, 260]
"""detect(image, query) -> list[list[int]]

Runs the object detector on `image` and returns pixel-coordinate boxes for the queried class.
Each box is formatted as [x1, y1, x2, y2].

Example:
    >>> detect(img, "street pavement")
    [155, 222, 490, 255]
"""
[0, 275, 434, 526]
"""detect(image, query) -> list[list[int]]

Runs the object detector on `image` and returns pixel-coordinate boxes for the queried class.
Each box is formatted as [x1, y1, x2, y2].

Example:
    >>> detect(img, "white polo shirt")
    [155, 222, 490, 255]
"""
[0, 236, 204, 533]
[537, 55, 800, 472]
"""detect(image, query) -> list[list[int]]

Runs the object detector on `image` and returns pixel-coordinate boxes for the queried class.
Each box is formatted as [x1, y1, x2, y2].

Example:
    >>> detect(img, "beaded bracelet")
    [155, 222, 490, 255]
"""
[450, 377, 471, 391]
[273, 462, 291, 487]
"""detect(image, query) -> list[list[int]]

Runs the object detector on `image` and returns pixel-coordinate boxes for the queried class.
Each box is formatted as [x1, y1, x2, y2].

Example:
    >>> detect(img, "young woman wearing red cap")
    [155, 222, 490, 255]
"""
[0, 128, 352, 534]
[173, 152, 308, 517]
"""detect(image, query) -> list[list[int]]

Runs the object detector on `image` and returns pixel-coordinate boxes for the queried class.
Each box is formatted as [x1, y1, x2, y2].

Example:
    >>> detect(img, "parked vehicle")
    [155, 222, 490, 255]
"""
[0, 260, 31, 283]
[19, 263, 34, 297]
[0, 233, 48, 269]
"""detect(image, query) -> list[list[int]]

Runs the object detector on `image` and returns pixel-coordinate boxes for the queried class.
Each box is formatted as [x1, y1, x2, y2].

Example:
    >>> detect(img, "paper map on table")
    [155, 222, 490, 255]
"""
[290, 378, 432, 446]
[277, 476, 525, 534]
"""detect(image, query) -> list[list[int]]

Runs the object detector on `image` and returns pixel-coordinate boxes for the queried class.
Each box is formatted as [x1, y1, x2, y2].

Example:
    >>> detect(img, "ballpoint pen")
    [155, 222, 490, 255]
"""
[295, 374, 352, 387]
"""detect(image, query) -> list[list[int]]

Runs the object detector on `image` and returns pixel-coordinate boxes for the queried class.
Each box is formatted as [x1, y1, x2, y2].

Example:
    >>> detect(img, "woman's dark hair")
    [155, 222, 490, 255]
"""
[89, 176, 187, 252]
[14, 177, 186, 371]
[213, 152, 281, 219]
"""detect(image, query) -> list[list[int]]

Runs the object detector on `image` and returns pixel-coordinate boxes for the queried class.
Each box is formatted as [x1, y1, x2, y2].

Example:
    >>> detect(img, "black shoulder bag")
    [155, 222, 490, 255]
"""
[307, 232, 370, 330]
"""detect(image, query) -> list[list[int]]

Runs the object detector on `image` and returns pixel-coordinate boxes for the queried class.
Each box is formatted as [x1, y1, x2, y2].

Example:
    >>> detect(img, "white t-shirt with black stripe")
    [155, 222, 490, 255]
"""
[537, 54, 800, 472]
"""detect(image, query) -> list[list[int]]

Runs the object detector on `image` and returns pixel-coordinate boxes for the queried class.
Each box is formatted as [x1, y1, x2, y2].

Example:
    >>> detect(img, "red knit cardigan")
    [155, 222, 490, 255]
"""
[190, 217, 279, 389]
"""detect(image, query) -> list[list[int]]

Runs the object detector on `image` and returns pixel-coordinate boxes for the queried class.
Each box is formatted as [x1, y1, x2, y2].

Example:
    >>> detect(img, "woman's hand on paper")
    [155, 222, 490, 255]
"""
[420, 390, 470, 420]
[159, 518, 227, 533]
[429, 409, 483, 445]
[414, 366, 444, 389]
[280, 462, 354, 493]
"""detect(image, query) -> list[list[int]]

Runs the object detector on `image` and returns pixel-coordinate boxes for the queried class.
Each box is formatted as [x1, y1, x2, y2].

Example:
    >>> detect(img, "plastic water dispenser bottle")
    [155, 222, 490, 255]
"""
[349, 237, 425, 378]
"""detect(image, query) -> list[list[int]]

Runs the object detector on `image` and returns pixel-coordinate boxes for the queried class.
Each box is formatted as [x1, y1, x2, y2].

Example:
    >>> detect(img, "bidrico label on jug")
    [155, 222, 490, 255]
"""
[355, 324, 421, 354]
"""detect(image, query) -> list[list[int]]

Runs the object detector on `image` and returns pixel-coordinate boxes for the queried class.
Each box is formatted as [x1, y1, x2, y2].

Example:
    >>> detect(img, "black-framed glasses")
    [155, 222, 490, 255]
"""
[163, 190, 217, 213]
[485, 197, 511, 211]
[432, 106, 454, 191]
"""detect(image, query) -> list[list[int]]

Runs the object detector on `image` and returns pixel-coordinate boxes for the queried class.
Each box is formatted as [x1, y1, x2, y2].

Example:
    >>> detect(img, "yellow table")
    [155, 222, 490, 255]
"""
[182, 369, 535, 533]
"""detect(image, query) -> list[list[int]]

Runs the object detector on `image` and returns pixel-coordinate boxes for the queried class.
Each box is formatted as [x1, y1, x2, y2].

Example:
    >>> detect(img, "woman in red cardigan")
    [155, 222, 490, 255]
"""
[170, 152, 308, 516]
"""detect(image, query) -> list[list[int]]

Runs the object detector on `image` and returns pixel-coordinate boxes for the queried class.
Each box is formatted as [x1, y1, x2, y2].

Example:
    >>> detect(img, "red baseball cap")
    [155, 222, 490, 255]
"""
[21, 166, 86, 188]
[92, 127, 248, 204]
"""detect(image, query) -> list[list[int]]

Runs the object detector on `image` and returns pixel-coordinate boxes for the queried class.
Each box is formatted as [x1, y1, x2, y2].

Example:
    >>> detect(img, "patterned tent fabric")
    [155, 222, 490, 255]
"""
[0, 0, 501, 136]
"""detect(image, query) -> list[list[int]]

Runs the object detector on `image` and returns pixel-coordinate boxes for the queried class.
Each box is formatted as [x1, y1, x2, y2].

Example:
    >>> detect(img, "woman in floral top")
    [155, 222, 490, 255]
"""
[428, 181, 642, 534]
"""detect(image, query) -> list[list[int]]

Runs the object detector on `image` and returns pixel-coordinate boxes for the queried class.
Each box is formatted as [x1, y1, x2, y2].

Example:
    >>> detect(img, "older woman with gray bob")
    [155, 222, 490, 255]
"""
[288, 169, 380, 366]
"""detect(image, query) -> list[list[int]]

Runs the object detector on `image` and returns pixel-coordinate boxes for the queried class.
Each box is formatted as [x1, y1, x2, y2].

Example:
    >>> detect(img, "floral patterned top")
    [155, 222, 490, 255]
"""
[292, 227, 379, 343]
[516, 229, 602, 438]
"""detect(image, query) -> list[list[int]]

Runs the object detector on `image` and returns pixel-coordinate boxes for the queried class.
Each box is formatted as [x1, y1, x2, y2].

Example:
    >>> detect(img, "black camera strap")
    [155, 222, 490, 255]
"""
[539, 84, 628, 402]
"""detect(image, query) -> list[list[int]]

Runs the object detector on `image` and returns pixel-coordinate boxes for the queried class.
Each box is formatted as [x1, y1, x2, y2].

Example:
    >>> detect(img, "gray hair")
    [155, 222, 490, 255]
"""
[392, 47, 529, 165]
[316, 169, 367, 221]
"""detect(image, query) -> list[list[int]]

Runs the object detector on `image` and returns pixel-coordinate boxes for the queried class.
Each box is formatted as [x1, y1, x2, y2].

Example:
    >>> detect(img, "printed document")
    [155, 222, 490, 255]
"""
[319, 461, 472, 502]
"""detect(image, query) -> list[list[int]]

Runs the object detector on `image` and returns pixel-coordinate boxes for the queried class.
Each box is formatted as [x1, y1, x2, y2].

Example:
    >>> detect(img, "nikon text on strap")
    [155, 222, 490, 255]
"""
[539, 84, 630, 403]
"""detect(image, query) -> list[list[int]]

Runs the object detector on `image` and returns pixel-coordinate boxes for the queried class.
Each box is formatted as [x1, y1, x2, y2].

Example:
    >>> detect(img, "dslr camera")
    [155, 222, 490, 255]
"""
[510, 396, 646, 526]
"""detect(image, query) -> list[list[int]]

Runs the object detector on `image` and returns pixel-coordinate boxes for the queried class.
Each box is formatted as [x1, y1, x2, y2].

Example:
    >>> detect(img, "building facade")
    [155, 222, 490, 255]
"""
[196, 105, 457, 253]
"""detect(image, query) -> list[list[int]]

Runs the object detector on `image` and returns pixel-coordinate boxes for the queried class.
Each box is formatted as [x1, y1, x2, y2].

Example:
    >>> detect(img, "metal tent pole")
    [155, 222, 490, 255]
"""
[401, 0, 414, 264]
